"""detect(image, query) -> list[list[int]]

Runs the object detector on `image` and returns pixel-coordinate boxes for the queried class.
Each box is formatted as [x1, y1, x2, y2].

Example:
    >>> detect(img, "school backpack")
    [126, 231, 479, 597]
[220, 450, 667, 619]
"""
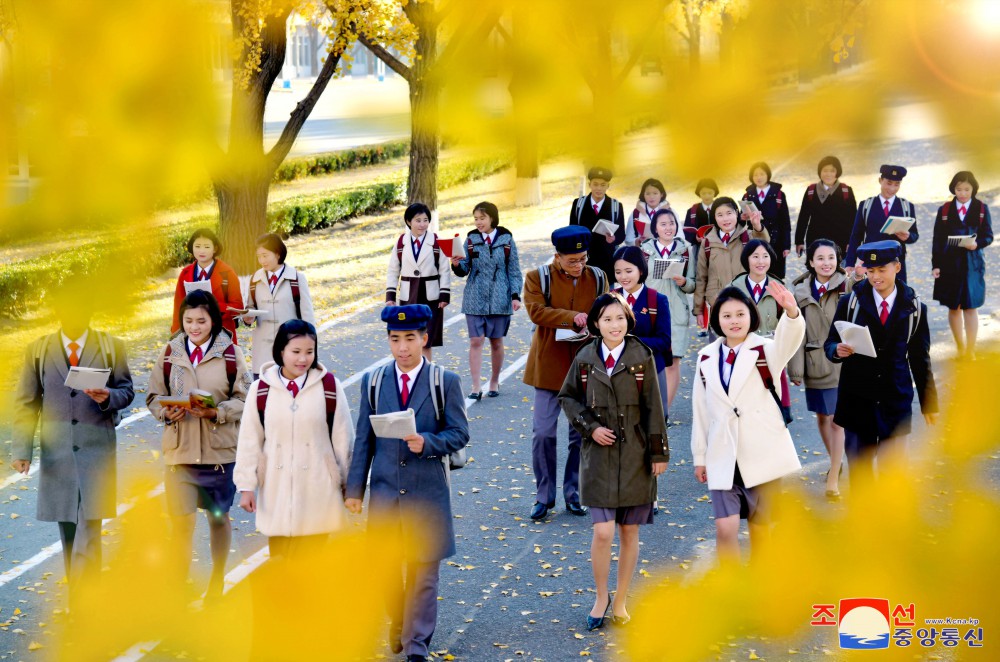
[163, 341, 238, 398]
[578, 352, 648, 395]
[396, 233, 441, 272]
[254, 371, 338, 436]
[367, 362, 467, 471]
[249, 272, 303, 320]
[466, 234, 512, 267]
[861, 196, 913, 225]
[536, 263, 607, 307]
[806, 183, 851, 202]
[613, 285, 660, 328]
[698, 346, 792, 427]
[940, 201, 986, 228]
[845, 289, 922, 344]
[701, 227, 751, 262]
[33, 331, 123, 426]
[574, 196, 622, 226]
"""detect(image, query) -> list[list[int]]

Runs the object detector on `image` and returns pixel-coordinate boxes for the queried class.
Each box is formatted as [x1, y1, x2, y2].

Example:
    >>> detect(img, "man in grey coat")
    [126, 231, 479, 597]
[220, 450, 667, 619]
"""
[345, 304, 469, 662]
[12, 296, 134, 599]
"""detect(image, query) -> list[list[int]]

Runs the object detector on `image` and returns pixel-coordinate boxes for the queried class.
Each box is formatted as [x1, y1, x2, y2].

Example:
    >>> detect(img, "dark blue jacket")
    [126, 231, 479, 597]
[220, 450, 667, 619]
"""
[845, 196, 919, 281]
[742, 183, 791, 254]
[823, 280, 937, 438]
[569, 194, 626, 280]
[347, 361, 470, 562]
[931, 198, 993, 310]
[614, 285, 673, 372]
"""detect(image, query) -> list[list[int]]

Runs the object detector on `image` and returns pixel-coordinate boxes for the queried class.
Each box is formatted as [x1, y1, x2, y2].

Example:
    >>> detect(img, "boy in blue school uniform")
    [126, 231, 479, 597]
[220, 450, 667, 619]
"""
[845, 165, 919, 283]
[824, 241, 938, 487]
[569, 166, 626, 282]
[345, 304, 470, 662]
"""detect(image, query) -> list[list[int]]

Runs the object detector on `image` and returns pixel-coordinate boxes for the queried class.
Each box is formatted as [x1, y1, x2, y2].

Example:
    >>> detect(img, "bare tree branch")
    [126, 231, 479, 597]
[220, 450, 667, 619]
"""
[612, 0, 670, 88]
[358, 34, 412, 81]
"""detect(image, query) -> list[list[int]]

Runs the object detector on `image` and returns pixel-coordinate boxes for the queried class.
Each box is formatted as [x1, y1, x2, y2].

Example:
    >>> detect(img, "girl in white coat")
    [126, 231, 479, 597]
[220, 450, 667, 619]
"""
[235, 319, 353, 559]
[243, 233, 316, 377]
[691, 283, 804, 564]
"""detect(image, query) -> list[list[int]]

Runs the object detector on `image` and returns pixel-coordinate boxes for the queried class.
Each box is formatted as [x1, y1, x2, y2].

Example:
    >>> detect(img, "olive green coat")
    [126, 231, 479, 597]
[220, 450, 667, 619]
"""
[558, 336, 668, 508]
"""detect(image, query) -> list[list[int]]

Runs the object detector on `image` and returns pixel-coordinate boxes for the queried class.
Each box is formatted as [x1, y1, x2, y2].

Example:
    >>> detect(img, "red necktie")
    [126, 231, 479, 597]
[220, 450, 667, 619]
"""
[400, 373, 410, 407]
[627, 293, 636, 306]
[593, 203, 599, 215]
[414, 239, 421, 253]
[722, 233, 731, 244]
[198, 270, 207, 281]
[959, 205, 967, 218]
[605, 354, 615, 371]
[190, 346, 203, 366]
[880, 301, 889, 325]
[68, 342, 80, 367]
[758, 190, 765, 201]
[660, 247, 668, 257]
[485, 236, 492, 245]
[817, 284, 826, 296]
[883, 201, 890, 217]
[726, 349, 736, 365]
[268, 274, 278, 287]
[753, 284, 762, 300]
[287, 381, 298, 397]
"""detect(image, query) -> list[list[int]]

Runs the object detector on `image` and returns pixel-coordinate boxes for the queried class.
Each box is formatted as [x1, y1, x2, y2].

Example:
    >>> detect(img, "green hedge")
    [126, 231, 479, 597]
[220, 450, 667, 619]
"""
[273, 141, 409, 183]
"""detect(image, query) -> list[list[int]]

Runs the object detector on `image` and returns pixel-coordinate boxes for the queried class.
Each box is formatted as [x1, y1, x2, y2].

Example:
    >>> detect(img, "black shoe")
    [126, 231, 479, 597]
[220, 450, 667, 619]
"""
[467, 391, 483, 401]
[586, 596, 612, 631]
[487, 389, 500, 398]
[530, 502, 552, 520]
[566, 500, 588, 516]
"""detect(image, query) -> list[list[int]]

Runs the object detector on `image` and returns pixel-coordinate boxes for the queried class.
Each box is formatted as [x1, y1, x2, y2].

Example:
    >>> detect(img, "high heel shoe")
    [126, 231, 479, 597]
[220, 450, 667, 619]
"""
[586, 597, 612, 631]
[467, 391, 483, 401]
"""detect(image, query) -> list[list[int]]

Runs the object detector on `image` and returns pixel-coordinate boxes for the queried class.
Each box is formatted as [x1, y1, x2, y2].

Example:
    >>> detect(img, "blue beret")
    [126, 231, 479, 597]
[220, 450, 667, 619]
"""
[552, 225, 590, 254]
[879, 164, 907, 181]
[858, 240, 901, 267]
[381, 304, 433, 331]
[587, 166, 612, 181]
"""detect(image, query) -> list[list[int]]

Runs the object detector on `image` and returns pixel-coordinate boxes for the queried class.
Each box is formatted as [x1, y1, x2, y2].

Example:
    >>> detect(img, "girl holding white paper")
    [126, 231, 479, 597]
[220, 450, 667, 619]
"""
[931, 171, 994, 359]
[449, 201, 523, 399]
[641, 208, 695, 409]
[386, 202, 451, 360]
[243, 233, 316, 377]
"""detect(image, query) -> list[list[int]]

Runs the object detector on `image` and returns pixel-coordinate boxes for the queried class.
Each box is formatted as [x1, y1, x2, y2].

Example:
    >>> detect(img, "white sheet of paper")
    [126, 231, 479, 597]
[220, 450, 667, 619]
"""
[739, 199, 758, 216]
[369, 408, 418, 439]
[453, 236, 467, 259]
[834, 321, 878, 358]
[555, 328, 590, 342]
[64, 367, 111, 390]
[947, 234, 977, 249]
[230, 308, 271, 319]
[184, 280, 213, 294]
[652, 258, 685, 280]
[591, 219, 619, 238]
[879, 216, 915, 235]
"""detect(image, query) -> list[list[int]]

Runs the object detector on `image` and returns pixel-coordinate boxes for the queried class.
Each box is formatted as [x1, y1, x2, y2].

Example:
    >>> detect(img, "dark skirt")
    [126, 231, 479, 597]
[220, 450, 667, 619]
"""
[165, 462, 236, 516]
[806, 387, 838, 415]
[405, 278, 445, 347]
[590, 503, 655, 525]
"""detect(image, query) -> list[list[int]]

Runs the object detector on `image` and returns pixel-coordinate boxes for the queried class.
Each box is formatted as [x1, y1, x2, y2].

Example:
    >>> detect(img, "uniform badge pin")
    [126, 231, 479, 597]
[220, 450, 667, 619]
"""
[398, 312, 406, 320]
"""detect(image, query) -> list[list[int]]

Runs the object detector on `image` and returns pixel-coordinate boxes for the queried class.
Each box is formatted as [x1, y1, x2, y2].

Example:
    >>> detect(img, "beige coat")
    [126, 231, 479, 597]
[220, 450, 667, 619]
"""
[234, 363, 354, 537]
[693, 223, 769, 316]
[729, 273, 784, 335]
[692, 313, 805, 490]
[386, 230, 452, 303]
[788, 271, 847, 389]
[246, 265, 316, 374]
[146, 333, 251, 466]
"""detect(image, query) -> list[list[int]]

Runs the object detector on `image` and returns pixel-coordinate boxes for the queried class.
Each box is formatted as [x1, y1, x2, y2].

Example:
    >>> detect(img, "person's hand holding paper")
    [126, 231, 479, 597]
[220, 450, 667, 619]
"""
[369, 408, 418, 439]
[834, 320, 878, 358]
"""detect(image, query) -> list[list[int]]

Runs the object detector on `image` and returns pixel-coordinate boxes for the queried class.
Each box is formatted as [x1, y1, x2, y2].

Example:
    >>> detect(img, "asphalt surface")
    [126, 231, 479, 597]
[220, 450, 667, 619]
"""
[1, 143, 998, 660]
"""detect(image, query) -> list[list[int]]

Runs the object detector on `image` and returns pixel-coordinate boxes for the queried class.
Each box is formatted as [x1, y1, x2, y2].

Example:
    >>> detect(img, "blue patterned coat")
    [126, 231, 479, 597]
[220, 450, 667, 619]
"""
[451, 226, 523, 316]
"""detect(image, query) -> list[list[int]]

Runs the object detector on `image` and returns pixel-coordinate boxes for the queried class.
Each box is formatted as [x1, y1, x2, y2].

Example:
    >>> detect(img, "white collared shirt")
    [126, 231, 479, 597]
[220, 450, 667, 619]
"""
[187, 337, 212, 366]
[655, 239, 672, 257]
[266, 265, 286, 293]
[195, 261, 215, 281]
[878, 195, 897, 214]
[277, 369, 307, 392]
[601, 341, 625, 373]
[747, 275, 768, 302]
[873, 286, 898, 318]
[396, 358, 424, 396]
[702, 203, 712, 214]
[956, 199, 972, 220]
[482, 229, 497, 245]
[591, 196, 606, 213]
[61, 329, 89, 360]
[721, 341, 745, 387]
[622, 284, 644, 307]
[756, 186, 770, 200]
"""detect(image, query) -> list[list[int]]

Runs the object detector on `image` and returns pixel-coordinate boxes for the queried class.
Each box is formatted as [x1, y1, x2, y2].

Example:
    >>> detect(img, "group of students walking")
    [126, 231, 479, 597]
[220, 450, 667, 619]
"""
[9, 156, 988, 656]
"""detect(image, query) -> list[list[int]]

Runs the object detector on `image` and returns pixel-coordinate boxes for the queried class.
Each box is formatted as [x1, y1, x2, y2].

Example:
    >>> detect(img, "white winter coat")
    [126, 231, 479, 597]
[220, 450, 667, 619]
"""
[691, 313, 805, 490]
[385, 230, 452, 303]
[234, 362, 353, 537]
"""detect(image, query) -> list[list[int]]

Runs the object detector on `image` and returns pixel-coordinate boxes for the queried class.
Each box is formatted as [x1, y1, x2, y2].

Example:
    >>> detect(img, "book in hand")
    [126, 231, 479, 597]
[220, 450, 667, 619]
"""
[633, 219, 653, 240]
[369, 408, 417, 439]
[879, 216, 915, 235]
[834, 321, 878, 358]
[947, 234, 977, 249]
[652, 258, 686, 280]
[739, 199, 758, 217]
[437, 234, 466, 259]
[64, 367, 111, 390]
[184, 280, 213, 295]
[555, 328, 590, 342]
[157, 395, 193, 409]
[157, 390, 217, 410]
[228, 307, 271, 319]
[591, 219, 620, 238]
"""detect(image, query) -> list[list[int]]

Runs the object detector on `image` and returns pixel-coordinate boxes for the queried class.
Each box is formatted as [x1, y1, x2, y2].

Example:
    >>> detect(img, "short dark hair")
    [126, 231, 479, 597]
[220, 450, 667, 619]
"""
[179, 290, 223, 338]
[695, 178, 719, 197]
[404, 202, 433, 227]
[817, 156, 843, 178]
[739, 239, 778, 274]
[709, 197, 741, 230]
[586, 291, 636, 337]
[255, 233, 288, 264]
[386, 327, 428, 336]
[805, 239, 844, 277]
[650, 208, 679, 241]
[272, 319, 320, 369]
[187, 228, 222, 258]
[638, 178, 666, 202]
[709, 286, 760, 337]
[473, 201, 500, 229]
[612, 245, 649, 285]
[748, 161, 772, 183]
[949, 171, 979, 197]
